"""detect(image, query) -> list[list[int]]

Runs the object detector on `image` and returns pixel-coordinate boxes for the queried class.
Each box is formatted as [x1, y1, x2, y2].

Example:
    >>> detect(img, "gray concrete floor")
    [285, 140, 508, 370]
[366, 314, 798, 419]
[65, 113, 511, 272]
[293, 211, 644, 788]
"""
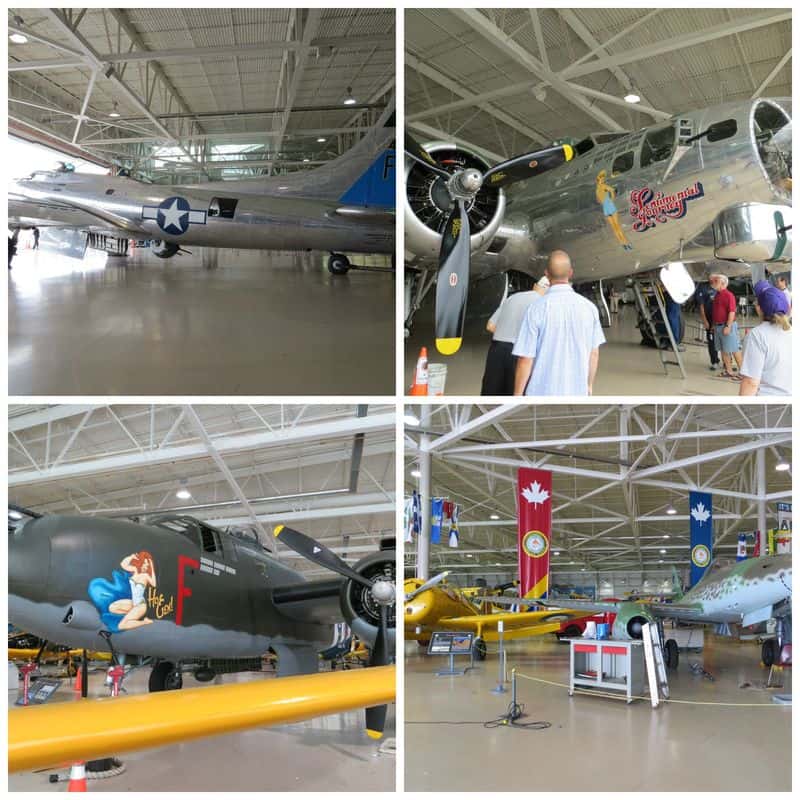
[9, 246, 394, 396]
[405, 635, 790, 792]
[406, 299, 751, 396]
[9, 664, 395, 792]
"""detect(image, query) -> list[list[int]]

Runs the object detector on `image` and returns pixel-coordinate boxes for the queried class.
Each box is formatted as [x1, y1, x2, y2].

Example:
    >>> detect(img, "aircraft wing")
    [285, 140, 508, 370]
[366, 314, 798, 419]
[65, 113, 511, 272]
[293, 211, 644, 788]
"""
[647, 602, 708, 621]
[538, 598, 623, 614]
[440, 608, 589, 635]
[9, 665, 395, 772]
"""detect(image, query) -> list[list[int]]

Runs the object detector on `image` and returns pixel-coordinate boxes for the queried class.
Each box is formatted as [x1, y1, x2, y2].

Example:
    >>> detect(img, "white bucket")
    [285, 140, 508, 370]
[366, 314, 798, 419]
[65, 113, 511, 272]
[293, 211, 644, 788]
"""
[427, 363, 447, 395]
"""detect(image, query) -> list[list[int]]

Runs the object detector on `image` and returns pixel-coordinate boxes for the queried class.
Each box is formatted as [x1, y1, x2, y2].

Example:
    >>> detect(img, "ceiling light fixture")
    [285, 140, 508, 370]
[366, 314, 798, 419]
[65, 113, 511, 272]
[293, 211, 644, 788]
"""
[302, 158, 310, 163]
[410, 468, 421, 479]
[404, 412, 420, 426]
[109, 102, 121, 118]
[466, 553, 473, 558]
[316, 137, 326, 143]
[659, 548, 667, 554]
[775, 458, 790, 472]
[665, 503, 677, 515]
[343, 86, 356, 106]
[175, 480, 191, 500]
[489, 513, 499, 520]
[9, 510, 23, 520]
[624, 92, 641, 104]
[10, 32, 28, 44]
[663, 534, 670, 539]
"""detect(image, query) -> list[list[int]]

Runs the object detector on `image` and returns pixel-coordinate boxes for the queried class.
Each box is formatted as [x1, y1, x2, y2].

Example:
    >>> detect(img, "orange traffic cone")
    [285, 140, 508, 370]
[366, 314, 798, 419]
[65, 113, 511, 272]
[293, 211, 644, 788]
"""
[67, 762, 87, 792]
[409, 347, 429, 396]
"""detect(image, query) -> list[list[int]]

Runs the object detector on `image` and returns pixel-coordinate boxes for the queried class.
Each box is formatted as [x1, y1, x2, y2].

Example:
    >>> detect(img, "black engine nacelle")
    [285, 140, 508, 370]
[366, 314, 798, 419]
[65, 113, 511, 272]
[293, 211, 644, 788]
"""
[152, 240, 180, 259]
[339, 550, 396, 650]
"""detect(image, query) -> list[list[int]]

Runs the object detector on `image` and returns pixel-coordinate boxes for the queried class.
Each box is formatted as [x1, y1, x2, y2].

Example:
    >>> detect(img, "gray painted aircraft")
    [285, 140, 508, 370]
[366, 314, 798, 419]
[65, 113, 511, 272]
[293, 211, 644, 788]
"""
[404, 98, 792, 351]
[9, 509, 396, 737]
[536, 554, 793, 670]
[9, 105, 395, 274]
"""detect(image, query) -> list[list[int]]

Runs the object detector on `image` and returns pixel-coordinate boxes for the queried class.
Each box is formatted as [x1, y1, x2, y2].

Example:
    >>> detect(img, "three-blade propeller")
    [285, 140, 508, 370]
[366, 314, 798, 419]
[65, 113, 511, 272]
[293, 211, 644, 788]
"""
[273, 524, 395, 739]
[404, 135, 574, 355]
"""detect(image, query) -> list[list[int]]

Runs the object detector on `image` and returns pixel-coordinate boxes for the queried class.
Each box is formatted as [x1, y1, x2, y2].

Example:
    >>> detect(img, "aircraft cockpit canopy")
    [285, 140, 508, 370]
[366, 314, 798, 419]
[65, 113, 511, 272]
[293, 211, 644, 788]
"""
[574, 132, 629, 157]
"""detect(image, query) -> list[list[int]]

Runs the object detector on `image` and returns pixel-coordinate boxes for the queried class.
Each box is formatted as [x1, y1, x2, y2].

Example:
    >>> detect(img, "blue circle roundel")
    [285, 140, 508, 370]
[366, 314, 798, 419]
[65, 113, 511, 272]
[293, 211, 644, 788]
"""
[157, 196, 191, 235]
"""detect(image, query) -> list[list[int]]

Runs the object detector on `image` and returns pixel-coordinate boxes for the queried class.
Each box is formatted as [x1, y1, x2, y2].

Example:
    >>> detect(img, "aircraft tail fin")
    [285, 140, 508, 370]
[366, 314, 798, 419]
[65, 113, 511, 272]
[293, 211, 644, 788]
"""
[671, 566, 684, 599]
[337, 148, 395, 209]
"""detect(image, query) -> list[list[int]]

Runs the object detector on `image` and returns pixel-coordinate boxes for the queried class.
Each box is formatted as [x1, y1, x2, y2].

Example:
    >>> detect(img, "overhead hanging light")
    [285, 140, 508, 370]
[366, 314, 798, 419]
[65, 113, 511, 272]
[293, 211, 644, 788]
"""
[775, 458, 790, 472]
[343, 86, 356, 106]
[404, 412, 420, 426]
[489, 513, 499, 520]
[109, 102, 121, 118]
[659, 548, 667, 554]
[175, 480, 191, 500]
[623, 92, 641, 104]
[410, 468, 421, 479]
[302, 157, 310, 163]
[665, 502, 677, 515]
[10, 32, 28, 44]
[316, 137, 326, 143]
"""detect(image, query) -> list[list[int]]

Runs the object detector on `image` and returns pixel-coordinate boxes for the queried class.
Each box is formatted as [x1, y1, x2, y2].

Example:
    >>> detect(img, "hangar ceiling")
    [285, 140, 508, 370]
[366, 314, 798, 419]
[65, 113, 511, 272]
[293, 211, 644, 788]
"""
[8, 404, 395, 578]
[404, 404, 792, 586]
[8, 8, 395, 181]
[405, 8, 792, 163]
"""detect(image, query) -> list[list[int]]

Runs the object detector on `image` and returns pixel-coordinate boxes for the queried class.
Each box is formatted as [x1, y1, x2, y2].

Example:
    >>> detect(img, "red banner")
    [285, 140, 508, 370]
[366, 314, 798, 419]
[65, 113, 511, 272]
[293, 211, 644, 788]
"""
[517, 468, 553, 599]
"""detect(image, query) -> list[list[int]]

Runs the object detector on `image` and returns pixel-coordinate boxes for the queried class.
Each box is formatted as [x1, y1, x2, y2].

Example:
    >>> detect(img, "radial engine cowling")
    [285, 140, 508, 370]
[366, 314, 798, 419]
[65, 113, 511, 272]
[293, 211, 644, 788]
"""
[404, 143, 505, 262]
[340, 550, 396, 650]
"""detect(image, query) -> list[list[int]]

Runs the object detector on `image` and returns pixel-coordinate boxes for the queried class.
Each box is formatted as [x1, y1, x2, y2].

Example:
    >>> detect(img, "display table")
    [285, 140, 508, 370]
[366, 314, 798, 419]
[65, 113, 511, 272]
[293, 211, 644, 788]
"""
[569, 639, 646, 703]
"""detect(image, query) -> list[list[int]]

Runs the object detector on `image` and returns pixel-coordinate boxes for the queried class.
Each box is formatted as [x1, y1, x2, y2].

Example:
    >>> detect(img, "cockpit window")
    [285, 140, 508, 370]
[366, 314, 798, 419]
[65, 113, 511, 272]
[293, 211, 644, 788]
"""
[707, 119, 737, 142]
[611, 152, 634, 174]
[640, 125, 675, 168]
[208, 197, 238, 219]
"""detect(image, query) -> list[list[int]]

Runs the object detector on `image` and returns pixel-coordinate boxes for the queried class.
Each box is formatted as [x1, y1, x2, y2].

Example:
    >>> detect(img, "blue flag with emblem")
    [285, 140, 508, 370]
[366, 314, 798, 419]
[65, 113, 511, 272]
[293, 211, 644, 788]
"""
[448, 504, 459, 549]
[736, 533, 748, 561]
[689, 490, 713, 586]
[430, 498, 443, 544]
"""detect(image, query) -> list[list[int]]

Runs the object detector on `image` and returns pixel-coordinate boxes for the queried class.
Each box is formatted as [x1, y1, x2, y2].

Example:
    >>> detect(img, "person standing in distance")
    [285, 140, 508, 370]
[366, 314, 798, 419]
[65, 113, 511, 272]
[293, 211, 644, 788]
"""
[513, 250, 606, 396]
[711, 274, 743, 381]
[480, 275, 549, 395]
[695, 276, 720, 371]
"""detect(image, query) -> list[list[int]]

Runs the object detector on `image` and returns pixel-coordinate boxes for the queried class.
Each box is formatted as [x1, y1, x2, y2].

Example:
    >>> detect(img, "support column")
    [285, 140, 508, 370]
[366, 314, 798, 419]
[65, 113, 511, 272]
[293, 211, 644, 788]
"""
[757, 447, 767, 554]
[417, 405, 432, 581]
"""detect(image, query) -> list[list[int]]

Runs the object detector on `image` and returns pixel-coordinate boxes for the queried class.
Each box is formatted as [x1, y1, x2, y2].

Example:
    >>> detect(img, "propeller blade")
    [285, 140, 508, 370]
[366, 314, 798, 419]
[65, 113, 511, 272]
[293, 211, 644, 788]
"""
[405, 571, 450, 602]
[405, 131, 450, 178]
[365, 605, 390, 739]
[273, 525, 372, 589]
[434, 200, 471, 355]
[483, 144, 574, 189]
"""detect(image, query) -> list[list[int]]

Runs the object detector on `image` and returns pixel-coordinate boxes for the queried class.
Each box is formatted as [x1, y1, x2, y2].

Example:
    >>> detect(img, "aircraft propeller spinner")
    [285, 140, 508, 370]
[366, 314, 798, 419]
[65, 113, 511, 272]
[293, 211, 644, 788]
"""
[404, 132, 574, 355]
[273, 524, 395, 739]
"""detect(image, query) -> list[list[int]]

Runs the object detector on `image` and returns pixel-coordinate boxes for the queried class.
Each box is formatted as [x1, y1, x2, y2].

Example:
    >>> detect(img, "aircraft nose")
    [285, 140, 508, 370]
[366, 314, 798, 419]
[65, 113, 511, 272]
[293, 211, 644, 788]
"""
[9, 519, 51, 601]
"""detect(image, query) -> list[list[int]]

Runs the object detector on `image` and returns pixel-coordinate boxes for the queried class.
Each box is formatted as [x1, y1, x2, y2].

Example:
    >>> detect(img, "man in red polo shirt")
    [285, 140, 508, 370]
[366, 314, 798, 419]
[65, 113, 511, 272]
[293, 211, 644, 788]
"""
[710, 274, 743, 380]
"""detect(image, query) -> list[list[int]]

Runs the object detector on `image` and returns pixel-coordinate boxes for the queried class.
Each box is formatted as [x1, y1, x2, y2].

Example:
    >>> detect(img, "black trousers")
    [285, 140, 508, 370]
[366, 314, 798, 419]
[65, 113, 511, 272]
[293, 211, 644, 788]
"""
[481, 340, 516, 395]
[704, 326, 719, 366]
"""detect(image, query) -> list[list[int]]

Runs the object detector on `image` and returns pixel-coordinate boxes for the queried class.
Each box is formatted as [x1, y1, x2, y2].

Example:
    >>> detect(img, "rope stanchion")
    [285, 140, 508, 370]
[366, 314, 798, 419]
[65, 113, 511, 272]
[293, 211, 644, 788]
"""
[512, 668, 790, 707]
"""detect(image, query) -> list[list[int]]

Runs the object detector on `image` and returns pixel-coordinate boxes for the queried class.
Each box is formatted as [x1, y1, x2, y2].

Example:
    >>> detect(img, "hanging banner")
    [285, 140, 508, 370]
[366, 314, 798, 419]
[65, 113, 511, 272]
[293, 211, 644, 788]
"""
[517, 468, 553, 599]
[448, 504, 460, 549]
[736, 533, 747, 561]
[776, 503, 792, 554]
[430, 498, 443, 544]
[689, 490, 713, 586]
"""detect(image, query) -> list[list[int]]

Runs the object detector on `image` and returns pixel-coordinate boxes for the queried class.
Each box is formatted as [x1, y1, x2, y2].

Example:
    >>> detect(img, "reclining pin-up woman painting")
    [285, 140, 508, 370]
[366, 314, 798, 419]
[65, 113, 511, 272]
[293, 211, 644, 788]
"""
[88, 551, 158, 632]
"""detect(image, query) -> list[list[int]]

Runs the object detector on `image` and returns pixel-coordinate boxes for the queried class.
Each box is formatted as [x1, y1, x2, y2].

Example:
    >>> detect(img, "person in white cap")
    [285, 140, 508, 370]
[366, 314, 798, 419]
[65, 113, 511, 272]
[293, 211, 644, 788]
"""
[481, 274, 550, 395]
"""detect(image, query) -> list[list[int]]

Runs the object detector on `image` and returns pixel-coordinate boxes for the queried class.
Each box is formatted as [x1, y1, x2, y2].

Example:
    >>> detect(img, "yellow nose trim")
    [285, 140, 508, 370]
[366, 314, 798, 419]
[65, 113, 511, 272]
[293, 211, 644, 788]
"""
[366, 729, 383, 740]
[273, 524, 284, 538]
[563, 143, 574, 162]
[435, 337, 461, 356]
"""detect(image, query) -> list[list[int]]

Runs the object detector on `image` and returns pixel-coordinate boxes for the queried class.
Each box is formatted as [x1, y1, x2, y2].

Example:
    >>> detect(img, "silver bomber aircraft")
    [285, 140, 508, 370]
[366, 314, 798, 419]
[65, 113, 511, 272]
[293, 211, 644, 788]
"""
[9, 105, 395, 274]
[404, 98, 791, 351]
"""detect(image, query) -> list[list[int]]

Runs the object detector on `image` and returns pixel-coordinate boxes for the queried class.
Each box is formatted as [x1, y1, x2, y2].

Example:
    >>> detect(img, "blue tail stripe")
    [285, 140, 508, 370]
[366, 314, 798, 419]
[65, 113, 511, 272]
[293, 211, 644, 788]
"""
[338, 150, 395, 208]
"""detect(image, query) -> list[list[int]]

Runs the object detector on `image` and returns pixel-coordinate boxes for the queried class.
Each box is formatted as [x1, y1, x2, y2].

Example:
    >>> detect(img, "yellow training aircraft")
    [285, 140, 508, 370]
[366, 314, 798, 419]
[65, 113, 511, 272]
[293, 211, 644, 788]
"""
[404, 573, 588, 659]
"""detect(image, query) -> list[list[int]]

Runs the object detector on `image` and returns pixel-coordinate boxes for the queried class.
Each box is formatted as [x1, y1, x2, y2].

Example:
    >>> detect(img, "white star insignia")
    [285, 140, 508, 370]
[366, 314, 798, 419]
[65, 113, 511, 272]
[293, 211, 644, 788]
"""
[160, 199, 188, 232]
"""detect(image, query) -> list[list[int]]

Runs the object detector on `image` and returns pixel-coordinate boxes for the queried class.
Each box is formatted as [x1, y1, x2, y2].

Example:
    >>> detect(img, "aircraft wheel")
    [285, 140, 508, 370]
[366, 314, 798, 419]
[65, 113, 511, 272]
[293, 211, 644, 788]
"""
[762, 638, 779, 667]
[664, 638, 679, 670]
[561, 624, 583, 640]
[149, 661, 183, 692]
[328, 253, 350, 275]
[473, 638, 487, 661]
[193, 667, 216, 682]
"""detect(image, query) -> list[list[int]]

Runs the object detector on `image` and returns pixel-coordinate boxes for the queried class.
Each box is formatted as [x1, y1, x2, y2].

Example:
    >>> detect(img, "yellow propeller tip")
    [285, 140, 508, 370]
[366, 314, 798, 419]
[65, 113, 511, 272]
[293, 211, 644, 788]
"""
[563, 143, 574, 162]
[435, 337, 462, 356]
[273, 524, 284, 538]
[366, 729, 383, 740]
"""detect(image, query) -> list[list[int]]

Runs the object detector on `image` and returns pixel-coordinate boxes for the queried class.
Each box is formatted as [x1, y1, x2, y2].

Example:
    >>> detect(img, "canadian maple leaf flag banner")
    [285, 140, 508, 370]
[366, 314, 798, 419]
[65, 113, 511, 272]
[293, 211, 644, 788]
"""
[517, 467, 553, 599]
[689, 490, 713, 586]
